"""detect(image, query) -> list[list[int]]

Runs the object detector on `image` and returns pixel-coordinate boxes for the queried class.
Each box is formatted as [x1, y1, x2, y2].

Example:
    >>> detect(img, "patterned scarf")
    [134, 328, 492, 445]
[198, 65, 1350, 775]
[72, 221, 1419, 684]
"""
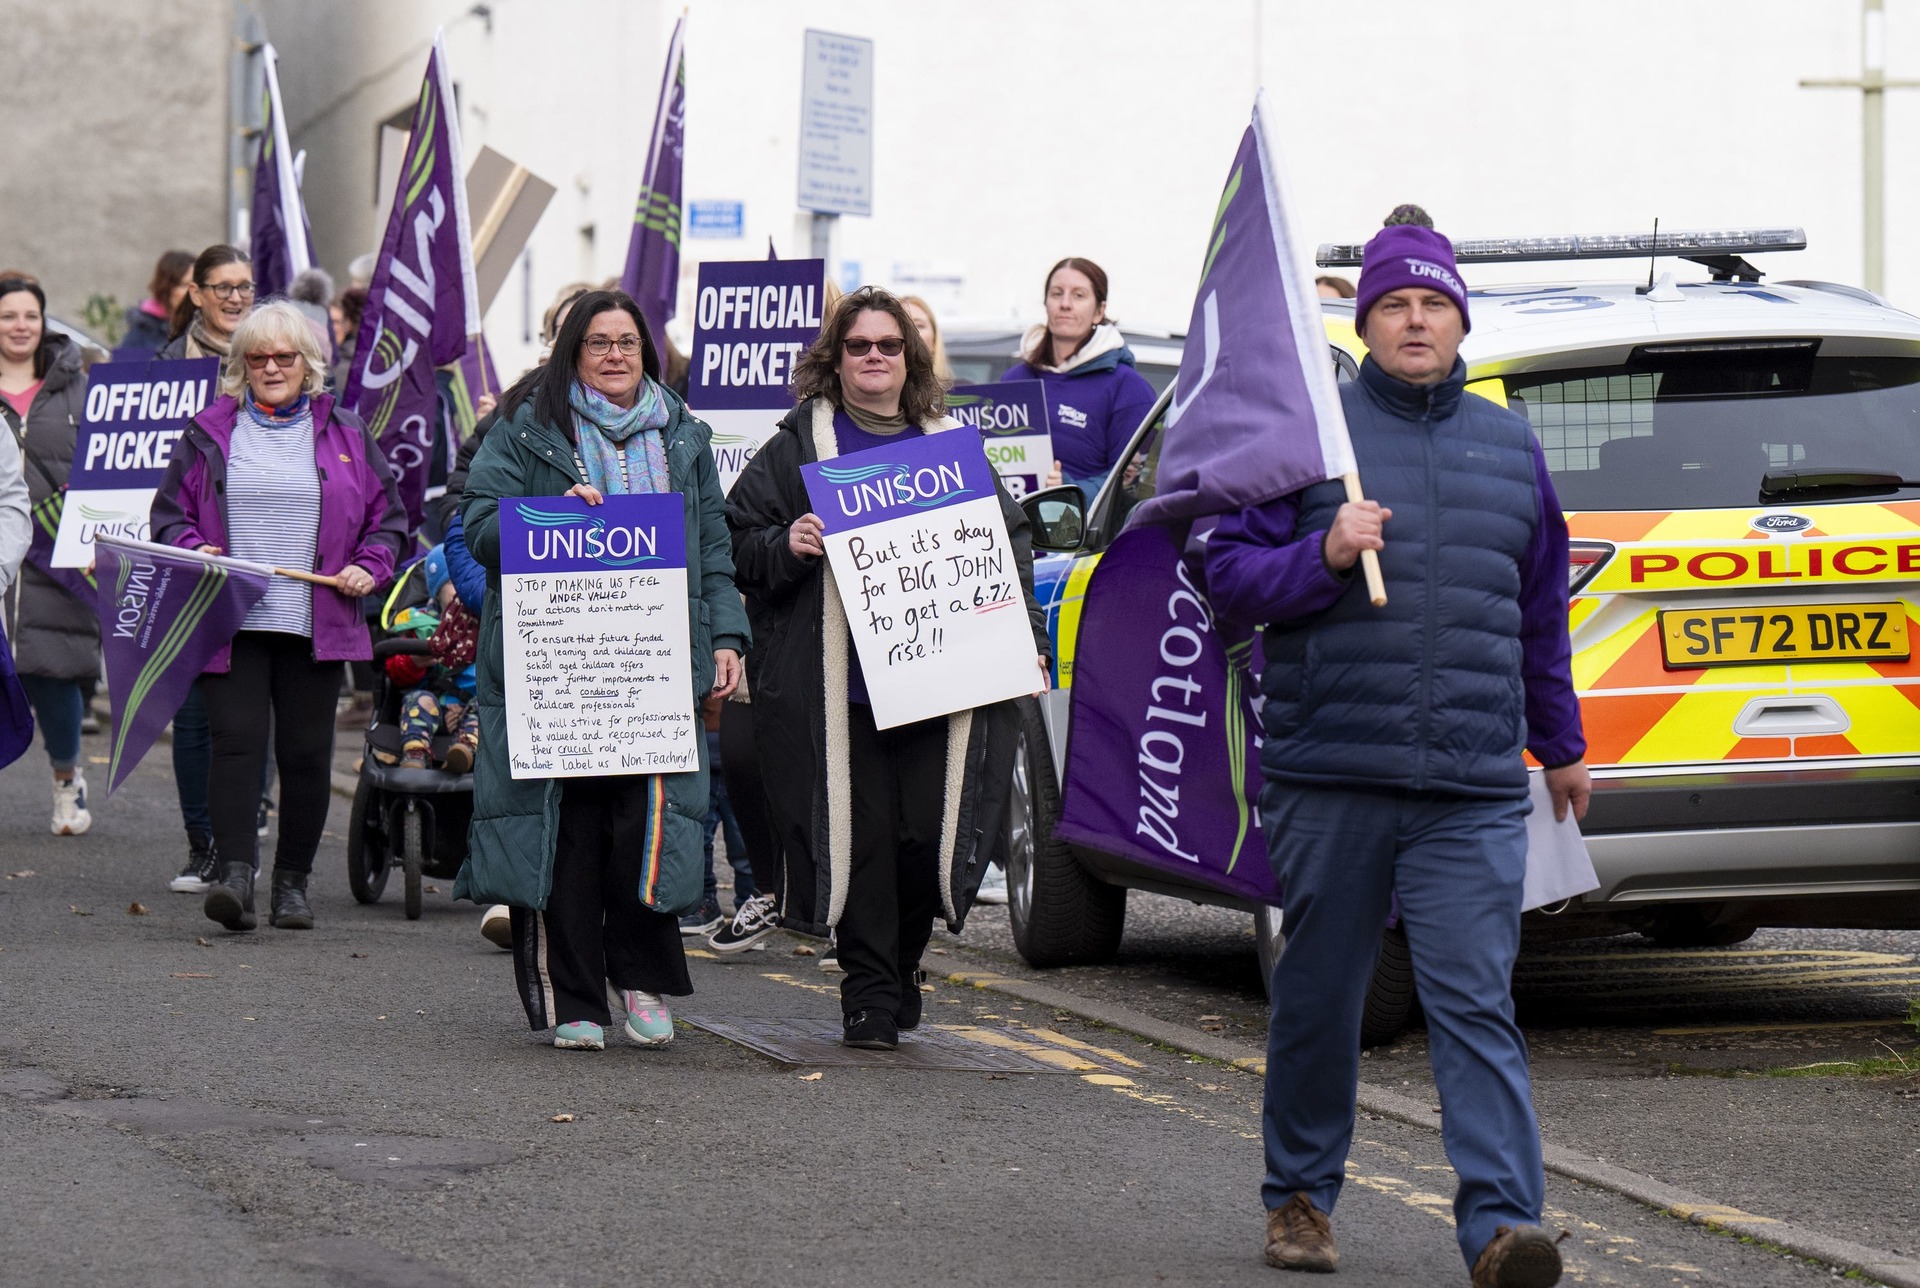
[185, 315, 233, 360]
[568, 378, 671, 496]
[242, 391, 311, 427]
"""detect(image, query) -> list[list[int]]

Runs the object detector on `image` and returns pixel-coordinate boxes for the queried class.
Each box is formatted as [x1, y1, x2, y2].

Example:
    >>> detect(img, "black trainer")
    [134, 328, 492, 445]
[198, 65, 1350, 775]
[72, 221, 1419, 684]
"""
[842, 1009, 898, 1050]
[169, 830, 218, 893]
[897, 969, 927, 1031]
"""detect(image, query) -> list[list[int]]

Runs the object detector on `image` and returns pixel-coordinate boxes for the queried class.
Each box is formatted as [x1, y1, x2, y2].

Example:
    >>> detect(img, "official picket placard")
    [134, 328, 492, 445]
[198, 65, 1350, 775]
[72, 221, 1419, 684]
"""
[499, 494, 699, 779]
[53, 358, 219, 567]
[802, 432, 1037, 729]
[686, 257, 825, 492]
[946, 380, 1053, 500]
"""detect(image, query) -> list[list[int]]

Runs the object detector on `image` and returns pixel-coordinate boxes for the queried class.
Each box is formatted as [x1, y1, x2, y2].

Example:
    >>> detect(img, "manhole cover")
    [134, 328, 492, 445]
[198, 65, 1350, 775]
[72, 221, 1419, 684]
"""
[681, 1015, 1138, 1073]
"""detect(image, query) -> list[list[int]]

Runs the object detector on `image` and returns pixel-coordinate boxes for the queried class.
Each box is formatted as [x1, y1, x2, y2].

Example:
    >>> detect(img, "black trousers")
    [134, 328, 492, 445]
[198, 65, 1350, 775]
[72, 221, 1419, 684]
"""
[718, 699, 781, 895]
[199, 632, 340, 875]
[838, 703, 947, 1020]
[510, 774, 692, 1030]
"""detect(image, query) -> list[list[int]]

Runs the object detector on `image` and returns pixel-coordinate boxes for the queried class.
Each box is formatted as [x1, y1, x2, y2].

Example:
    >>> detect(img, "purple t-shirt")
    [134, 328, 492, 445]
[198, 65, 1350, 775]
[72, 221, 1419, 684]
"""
[832, 410, 925, 705]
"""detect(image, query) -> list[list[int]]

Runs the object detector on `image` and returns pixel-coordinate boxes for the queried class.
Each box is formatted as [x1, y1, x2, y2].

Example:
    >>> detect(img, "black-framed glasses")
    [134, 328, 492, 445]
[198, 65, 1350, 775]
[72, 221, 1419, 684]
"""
[206, 282, 256, 301]
[842, 337, 905, 357]
[584, 335, 643, 356]
[244, 350, 301, 370]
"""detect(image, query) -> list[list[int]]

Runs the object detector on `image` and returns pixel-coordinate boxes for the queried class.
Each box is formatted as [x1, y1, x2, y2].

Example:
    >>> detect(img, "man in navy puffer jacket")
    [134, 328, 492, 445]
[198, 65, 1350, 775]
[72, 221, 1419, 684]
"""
[1205, 211, 1587, 1287]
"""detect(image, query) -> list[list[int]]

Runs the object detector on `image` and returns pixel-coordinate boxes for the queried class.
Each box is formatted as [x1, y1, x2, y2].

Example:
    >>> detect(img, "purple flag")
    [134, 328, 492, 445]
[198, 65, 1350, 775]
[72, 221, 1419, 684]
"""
[0, 614, 32, 772]
[26, 493, 95, 604]
[619, 16, 686, 347]
[249, 43, 313, 300]
[1054, 524, 1273, 903]
[345, 31, 480, 535]
[93, 537, 271, 797]
[1128, 92, 1353, 528]
[448, 334, 501, 435]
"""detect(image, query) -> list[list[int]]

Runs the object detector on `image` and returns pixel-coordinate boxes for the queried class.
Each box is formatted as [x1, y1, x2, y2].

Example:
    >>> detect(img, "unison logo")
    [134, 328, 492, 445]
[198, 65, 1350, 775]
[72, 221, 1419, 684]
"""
[514, 503, 663, 567]
[818, 460, 972, 517]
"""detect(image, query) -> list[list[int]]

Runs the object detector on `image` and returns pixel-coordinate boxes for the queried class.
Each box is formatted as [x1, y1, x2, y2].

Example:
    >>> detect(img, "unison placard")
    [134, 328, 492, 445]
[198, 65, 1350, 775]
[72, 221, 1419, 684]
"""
[801, 431, 1038, 729]
[499, 493, 699, 778]
[53, 358, 219, 567]
[946, 380, 1053, 500]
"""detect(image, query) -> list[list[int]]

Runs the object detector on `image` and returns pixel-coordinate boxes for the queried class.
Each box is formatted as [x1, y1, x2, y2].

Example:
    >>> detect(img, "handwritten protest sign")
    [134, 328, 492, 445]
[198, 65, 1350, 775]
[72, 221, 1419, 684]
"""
[499, 494, 699, 778]
[946, 380, 1052, 500]
[53, 358, 218, 567]
[802, 431, 1036, 729]
[687, 257, 825, 492]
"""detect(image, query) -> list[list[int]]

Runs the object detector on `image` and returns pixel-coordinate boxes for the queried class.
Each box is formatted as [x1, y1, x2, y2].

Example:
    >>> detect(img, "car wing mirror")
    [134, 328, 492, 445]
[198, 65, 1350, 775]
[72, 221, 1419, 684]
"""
[1021, 484, 1087, 552]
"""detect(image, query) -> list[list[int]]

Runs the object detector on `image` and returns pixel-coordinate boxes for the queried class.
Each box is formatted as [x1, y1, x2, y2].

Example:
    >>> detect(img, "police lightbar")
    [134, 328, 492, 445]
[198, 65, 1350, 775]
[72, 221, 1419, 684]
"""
[1314, 228, 1807, 267]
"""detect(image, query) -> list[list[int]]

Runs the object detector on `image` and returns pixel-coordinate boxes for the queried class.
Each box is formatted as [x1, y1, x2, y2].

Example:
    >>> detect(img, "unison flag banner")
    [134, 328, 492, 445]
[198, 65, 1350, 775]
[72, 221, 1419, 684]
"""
[345, 30, 481, 535]
[619, 15, 686, 349]
[27, 494, 95, 605]
[498, 494, 698, 779]
[801, 432, 1037, 730]
[946, 380, 1053, 500]
[1129, 92, 1353, 528]
[52, 358, 218, 567]
[93, 537, 272, 797]
[687, 258, 826, 492]
[1053, 524, 1273, 903]
[448, 334, 501, 436]
[249, 43, 313, 300]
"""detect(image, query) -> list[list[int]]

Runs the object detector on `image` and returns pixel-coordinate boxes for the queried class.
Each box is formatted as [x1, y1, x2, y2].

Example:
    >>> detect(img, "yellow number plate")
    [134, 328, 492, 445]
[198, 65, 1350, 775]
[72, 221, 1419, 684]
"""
[1660, 603, 1910, 668]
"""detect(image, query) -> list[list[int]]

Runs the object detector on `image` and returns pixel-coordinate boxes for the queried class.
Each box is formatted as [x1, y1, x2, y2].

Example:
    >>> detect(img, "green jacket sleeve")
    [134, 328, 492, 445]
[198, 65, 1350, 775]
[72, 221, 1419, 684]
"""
[690, 429, 751, 656]
[460, 417, 530, 572]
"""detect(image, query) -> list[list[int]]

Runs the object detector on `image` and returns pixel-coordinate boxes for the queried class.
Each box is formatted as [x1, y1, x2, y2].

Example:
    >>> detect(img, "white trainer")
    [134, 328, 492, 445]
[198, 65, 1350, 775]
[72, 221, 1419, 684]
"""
[51, 773, 92, 837]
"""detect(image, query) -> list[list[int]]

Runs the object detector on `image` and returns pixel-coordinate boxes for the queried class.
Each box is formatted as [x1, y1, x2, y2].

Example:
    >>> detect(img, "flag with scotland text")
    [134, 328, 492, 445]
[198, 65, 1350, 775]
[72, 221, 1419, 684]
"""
[1054, 93, 1351, 905]
[619, 15, 686, 348]
[249, 43, 313, 300]
[344, 31, 480, 535]
[93, 538, 271, 797]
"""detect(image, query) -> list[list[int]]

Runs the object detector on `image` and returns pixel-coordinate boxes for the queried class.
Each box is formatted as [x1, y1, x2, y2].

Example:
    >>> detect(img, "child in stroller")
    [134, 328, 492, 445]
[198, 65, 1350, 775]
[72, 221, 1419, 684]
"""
[378, 546, 479, 772]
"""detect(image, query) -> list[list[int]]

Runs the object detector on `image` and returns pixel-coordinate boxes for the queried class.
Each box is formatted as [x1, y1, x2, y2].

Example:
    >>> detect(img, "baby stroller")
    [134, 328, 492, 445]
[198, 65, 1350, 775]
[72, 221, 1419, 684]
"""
[345, 557, 474, 920]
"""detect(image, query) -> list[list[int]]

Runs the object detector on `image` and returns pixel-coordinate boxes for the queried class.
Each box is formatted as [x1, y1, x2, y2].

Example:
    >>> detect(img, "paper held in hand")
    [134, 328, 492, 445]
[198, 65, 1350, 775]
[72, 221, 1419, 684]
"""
[802, 431, 1038, 730]
[1521, 770, 1599, 911]
[499, 493, 700, 779]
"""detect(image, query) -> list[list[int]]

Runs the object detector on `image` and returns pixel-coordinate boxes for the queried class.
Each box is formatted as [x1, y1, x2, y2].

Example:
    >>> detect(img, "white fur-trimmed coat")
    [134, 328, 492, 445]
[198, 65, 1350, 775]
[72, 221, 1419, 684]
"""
[724, 397, 1050, 936]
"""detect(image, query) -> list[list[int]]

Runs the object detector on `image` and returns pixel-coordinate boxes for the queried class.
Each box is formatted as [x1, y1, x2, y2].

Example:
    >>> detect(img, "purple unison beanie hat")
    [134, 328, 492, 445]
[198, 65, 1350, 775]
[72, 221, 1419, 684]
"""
[1355, 222, 1471, 335]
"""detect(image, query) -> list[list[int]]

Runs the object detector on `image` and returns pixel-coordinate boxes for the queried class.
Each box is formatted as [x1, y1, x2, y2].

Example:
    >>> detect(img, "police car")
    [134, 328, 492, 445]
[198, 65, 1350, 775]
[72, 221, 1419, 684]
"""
[1011, 228, 1920, 1042]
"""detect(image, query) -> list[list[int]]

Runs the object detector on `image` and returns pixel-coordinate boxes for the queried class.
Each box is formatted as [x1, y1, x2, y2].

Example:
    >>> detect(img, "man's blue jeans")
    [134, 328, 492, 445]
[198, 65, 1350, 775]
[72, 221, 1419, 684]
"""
[1258, 781, 1541, 1269]
[702, 728, 755, 911]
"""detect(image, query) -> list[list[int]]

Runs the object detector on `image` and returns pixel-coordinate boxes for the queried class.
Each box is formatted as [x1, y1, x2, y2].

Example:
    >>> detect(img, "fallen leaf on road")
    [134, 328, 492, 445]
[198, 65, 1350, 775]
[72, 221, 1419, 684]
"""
[798, 1072, 824, 1082]
[1196, 1015, 1223, 1022]
[171, 972, 213, 979]
[549, 1113, 576, 1123]
[350, 952, 368, 958]
[127, 902, 149, 916]
[243, 1016, 256, 1022]
[6, 870, 35, 879]
[792, 945, 817, 957]
[376, 1015, 388, 1021]
[920, 984, 935, 993]
[424, 884, 441, 893]
[69, 905, 92, 916]
[985, 1073, 1009, 1081]
[930, 947, 948, 955]
[195, 937, 211, 947]
[87, 756, 108, 765]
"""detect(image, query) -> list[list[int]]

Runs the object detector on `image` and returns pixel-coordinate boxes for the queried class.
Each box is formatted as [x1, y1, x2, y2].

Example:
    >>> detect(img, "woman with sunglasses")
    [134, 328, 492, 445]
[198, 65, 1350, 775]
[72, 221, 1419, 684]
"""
[161, 245, 256, 362]
[153, 301, 407, 932]
[727, 287, 1050, 1050]
[458, 289, 748, 1052]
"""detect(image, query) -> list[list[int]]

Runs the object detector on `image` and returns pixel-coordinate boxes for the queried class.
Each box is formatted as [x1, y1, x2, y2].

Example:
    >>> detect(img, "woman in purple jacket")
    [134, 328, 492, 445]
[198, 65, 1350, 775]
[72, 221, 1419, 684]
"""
[153, 301, 407, 932]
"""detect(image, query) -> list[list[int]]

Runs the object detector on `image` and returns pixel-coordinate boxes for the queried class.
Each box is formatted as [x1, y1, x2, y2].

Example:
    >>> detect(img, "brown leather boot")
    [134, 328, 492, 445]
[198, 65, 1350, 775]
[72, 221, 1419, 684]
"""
[1264, 1191, 1337, 1272]
[1471, 1225, 1566, 1288]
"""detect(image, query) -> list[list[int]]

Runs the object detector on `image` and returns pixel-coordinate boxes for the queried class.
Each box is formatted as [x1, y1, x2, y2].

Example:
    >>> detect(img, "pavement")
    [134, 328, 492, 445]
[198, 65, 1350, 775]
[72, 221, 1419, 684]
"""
[1, 727, 1916, 1286]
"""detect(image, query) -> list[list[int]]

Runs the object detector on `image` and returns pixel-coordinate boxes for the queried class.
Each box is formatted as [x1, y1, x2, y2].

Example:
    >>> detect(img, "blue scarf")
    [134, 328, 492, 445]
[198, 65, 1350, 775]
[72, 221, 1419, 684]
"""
[568, 378, 671, 496]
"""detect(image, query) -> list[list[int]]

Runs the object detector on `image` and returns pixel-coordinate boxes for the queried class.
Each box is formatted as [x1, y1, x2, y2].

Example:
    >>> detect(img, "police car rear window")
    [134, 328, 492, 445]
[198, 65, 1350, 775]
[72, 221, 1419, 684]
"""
[1504, 351, 1920, 510]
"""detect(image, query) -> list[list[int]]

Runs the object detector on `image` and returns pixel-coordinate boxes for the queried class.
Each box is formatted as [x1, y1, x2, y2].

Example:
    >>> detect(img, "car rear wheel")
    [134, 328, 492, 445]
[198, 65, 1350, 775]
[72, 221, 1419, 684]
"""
[1258, 909, 1417, 1048]
[1642, 906, 1756, 948]
[1007, 699, 1125, 967]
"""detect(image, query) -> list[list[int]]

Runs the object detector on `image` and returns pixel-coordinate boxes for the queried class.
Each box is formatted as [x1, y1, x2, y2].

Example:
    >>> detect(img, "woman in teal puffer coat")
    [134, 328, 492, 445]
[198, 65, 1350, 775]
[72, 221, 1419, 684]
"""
[456, 290, 748, 1052]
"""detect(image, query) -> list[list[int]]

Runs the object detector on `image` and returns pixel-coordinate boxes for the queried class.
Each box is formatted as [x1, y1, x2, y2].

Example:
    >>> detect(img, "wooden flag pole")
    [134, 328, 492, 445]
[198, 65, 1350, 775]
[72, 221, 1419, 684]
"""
[1341, 471, 1388, 607]
[273, 567, 346, 590]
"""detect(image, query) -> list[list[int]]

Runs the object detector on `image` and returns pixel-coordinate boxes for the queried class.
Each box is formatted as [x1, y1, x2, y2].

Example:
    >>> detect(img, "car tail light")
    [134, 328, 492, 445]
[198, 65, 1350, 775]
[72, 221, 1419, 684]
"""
[1568, 541, 1614, 593]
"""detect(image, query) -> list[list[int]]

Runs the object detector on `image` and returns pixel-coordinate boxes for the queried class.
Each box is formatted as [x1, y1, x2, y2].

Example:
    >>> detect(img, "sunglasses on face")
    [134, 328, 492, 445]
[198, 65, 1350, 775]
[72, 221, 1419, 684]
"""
[244, 351, 301, 371]
[842, 337, 905, 357]
[206, 282, 256, 301]
[584, 335, 643, 357]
